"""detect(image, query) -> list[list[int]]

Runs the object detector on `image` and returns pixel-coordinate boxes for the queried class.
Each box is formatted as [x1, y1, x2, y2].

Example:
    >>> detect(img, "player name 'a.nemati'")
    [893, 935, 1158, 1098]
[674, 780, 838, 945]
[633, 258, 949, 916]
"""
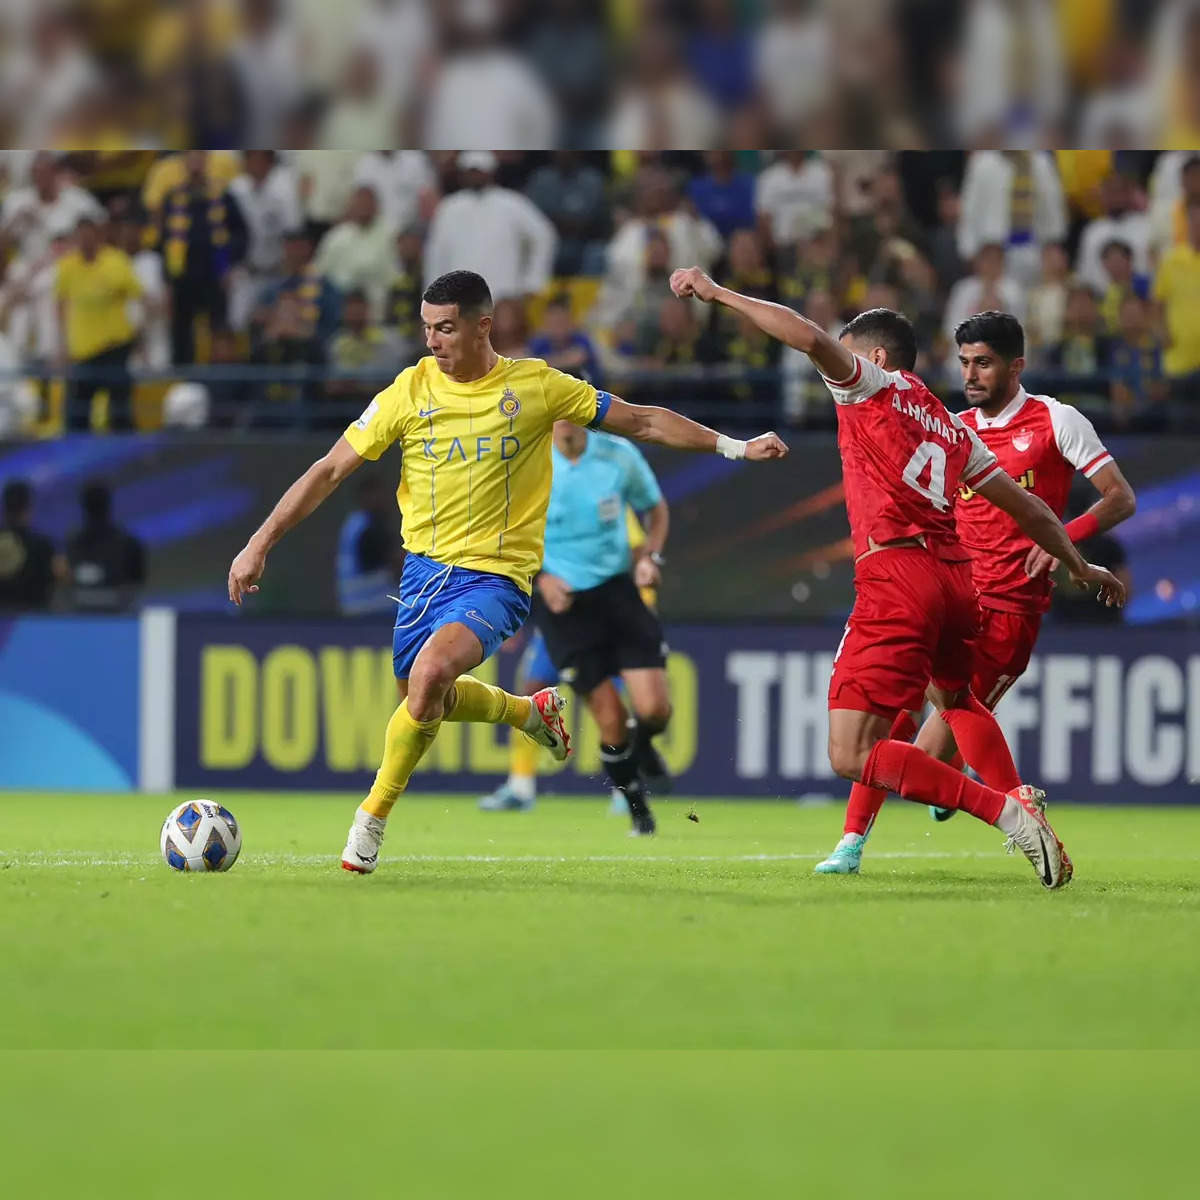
[892, 395, 961, 443]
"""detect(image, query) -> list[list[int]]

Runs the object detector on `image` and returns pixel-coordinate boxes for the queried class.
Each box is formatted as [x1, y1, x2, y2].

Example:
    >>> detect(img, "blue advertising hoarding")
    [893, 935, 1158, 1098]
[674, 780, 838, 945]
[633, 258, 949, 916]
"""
[0, 616, 140, 790]
[173, 616, 1200, 805]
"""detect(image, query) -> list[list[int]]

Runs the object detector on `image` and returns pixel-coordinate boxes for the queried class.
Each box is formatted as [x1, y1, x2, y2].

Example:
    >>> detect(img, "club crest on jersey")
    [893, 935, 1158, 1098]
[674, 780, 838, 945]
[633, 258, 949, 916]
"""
[1012, 431, 1034, 453]
[499, 387, 521, 419]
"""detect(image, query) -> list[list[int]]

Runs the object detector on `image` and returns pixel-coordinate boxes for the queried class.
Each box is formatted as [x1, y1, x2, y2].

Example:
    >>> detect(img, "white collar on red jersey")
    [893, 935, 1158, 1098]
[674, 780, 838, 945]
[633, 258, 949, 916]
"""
[970, 386, 1029, 430]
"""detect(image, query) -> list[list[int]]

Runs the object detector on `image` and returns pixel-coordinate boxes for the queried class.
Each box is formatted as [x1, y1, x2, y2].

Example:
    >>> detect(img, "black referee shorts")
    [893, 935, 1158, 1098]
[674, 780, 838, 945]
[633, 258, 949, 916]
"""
[532, 572, 668, 695]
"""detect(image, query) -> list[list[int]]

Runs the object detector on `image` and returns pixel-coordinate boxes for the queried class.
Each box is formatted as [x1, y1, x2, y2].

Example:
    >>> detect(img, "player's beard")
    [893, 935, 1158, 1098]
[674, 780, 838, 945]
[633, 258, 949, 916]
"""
[965, 376, 1010, 412]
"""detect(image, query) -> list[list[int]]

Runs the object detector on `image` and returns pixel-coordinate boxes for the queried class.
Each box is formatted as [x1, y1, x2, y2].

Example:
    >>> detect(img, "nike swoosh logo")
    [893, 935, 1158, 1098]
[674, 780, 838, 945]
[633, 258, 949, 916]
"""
[417, 406, 443, 419]
[1039, 837, 1053, 886]
[464, 609, 495, 631]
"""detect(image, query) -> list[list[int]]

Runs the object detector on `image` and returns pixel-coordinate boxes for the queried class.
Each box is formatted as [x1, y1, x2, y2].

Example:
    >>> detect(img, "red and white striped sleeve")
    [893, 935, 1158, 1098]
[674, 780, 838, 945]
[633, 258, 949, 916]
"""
[1047, 398, 1113, 477]
[820, 355, 893, 406]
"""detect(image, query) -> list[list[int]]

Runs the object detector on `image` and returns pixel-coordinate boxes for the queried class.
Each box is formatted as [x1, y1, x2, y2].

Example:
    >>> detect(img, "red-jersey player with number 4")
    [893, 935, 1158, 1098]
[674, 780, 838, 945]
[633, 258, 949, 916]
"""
[669, 268, 1127, 889]
[815, 312, 1136, 872]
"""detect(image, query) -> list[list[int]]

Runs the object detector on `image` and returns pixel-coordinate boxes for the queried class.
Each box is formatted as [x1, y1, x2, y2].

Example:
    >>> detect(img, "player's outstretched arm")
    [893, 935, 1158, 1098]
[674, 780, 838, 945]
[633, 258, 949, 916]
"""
[669, 266, 855, 382]
[598, 396, 787, 462]
[975, 472, 1126, 607]
[228, 435, 365, 605]
[1024, 461, 1137, 578]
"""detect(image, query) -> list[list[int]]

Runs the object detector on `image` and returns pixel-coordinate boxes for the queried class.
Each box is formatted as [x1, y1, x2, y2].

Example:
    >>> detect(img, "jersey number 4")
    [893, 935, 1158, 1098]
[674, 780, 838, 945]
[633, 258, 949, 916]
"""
[902, 442, 950, 512]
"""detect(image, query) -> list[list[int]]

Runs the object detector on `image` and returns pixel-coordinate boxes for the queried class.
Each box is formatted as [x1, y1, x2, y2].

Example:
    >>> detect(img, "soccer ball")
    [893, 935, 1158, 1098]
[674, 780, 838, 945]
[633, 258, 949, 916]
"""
[160, 800, 242, 872]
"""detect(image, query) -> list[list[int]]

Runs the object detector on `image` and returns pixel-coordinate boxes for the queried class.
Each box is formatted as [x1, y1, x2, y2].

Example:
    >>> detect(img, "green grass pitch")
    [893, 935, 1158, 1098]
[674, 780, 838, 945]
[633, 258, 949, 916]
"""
[2, 792, 1198, 1197]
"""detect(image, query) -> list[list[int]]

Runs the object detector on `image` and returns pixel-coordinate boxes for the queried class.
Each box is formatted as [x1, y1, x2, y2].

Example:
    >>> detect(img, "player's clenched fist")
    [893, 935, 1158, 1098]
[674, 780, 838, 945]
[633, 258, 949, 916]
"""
[228, 542, 266, 606]
[746, 432, 789, 460]
[669, 266, 719, 302]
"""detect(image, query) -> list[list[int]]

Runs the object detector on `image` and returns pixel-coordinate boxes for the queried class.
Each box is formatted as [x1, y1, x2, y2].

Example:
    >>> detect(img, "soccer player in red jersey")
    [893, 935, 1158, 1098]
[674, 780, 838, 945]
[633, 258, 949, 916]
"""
[821, 311, 1136, 870]
[670, 268, 1126, 888]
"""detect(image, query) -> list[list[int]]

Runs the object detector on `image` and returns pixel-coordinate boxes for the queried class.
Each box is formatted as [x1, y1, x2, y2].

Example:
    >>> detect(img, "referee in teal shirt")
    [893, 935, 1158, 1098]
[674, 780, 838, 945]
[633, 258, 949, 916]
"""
[533, 419, 672, 835]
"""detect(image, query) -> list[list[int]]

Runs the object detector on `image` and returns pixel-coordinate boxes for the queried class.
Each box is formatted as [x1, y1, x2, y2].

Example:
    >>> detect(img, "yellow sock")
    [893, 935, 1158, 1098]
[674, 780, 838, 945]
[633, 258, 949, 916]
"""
[509, 729, 539, 779]
[362, 700, 442, 818]
[443, 675, 533, 729]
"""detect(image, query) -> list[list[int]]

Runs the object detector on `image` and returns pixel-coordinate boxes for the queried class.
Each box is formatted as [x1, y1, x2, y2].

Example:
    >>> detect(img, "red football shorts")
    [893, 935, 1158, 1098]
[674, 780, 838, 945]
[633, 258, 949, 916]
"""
[970, 607, 1042, 710]
[829, 548, 980, 719]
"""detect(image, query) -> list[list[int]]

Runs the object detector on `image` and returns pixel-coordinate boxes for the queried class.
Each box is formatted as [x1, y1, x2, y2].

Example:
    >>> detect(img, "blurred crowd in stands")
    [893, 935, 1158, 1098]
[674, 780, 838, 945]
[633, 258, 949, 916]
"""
[3, 1, 1200, 152]
[0, 477, 145, 612]
[1, 145, 1198, 434]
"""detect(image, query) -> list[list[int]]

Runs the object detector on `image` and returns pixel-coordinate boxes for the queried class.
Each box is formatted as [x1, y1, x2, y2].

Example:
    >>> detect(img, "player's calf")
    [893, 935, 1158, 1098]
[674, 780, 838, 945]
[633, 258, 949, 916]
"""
[628, 713, 672, 794]
[600, 738, 656, 836]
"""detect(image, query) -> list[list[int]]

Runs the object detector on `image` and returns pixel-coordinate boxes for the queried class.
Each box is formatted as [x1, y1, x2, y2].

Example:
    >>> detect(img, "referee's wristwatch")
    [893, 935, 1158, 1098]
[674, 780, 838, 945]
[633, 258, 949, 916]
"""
[647, 551, 666, 568]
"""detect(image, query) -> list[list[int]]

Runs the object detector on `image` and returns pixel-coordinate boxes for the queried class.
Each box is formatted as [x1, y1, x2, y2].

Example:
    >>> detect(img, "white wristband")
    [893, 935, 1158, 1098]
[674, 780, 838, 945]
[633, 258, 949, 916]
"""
[716, 434, 747, 461]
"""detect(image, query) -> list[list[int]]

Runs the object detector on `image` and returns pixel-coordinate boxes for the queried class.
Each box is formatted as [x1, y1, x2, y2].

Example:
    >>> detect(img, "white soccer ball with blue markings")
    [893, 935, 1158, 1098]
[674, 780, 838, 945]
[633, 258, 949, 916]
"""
[160, 800, 242, 872]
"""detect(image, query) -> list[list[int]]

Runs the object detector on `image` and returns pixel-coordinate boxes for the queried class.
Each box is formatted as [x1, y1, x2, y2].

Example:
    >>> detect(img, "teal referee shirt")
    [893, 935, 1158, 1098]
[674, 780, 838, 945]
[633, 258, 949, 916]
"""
[542, 431, 662, 591]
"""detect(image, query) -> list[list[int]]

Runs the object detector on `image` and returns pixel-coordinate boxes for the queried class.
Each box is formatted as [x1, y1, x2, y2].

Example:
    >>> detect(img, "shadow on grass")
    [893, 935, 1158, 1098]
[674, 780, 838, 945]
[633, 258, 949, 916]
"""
[258, 860, 1200, 916]
[311, 864, 1062, 908]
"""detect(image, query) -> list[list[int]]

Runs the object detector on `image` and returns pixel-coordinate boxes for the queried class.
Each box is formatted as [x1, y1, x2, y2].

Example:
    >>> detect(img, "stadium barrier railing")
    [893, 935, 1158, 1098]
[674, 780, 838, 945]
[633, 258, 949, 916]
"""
[2, 363, 1197, 434]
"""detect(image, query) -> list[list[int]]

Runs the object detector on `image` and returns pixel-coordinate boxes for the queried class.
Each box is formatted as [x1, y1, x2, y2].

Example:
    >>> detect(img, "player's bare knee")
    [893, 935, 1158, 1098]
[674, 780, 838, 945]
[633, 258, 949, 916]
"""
[827, 740, 864, 782]
[406, 658, 455, 718]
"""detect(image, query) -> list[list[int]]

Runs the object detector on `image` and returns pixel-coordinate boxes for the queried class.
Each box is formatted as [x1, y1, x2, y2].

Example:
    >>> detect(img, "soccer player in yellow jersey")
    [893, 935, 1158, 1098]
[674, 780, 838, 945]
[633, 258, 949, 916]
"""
[228, 270, 787, 873]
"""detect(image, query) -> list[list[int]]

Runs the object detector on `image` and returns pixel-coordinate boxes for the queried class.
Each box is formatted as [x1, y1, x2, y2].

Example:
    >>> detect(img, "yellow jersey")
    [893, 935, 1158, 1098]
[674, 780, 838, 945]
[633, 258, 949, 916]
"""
[55, 247, 141, 362]
[344, 355, 602, 594]
[1154, 244, 1200, 377]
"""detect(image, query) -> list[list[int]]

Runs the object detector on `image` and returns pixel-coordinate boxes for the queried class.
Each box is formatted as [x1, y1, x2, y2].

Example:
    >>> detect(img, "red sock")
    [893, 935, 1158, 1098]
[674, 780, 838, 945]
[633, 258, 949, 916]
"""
[861, 739, 1006, 826]
[891, 711, 918, 743]
[844, 781, 884, 836]
[843, 711, 918, 836]
[940, 694, 1021, 793]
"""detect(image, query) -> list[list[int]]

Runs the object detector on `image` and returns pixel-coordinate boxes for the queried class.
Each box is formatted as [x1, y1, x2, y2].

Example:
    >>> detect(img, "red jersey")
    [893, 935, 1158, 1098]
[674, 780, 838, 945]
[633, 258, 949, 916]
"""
[956, 388, 1113, 613]
[824, 355, 1003, 561]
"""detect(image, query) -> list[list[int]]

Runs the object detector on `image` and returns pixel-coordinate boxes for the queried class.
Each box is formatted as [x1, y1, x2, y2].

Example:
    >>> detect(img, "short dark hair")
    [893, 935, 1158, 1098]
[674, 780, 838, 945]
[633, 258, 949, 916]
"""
[80, 480, 111, 522]
[343, 288, 369, 305]
[839, 308, 917, 371]
[1181, 155, 1200, 177]
[1100, 238, 1133, 259]
[3, 479, 32, 518]
[422, 270, 493, 315]
[954, 311, 1025, 361]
